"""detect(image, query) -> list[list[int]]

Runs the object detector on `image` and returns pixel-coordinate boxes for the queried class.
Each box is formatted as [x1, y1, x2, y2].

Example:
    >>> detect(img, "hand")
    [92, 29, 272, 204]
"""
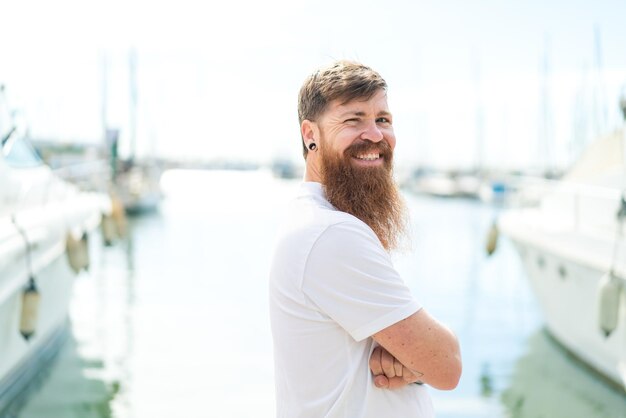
[369, 345, 422, 389]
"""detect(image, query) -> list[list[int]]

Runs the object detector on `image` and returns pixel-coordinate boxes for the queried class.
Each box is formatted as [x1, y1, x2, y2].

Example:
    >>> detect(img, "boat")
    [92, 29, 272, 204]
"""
[497, 118, 626, 391]
[0, 85, 112, 414]
[400, 167, 507, 200]
[113, 158, 163, 215]
[102, 50, 162, 215]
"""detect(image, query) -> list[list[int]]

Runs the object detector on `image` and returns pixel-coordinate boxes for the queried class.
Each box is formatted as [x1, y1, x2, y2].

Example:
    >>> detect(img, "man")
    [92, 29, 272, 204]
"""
[269, 61, 461, 417]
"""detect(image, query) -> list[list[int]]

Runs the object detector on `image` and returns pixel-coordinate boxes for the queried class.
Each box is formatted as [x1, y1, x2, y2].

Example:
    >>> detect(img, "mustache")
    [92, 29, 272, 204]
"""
[344, 140, 392, 159]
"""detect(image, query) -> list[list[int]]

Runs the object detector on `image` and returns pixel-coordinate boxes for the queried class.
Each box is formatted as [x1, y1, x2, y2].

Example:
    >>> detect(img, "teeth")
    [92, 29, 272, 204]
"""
[356, 153, 380, 161]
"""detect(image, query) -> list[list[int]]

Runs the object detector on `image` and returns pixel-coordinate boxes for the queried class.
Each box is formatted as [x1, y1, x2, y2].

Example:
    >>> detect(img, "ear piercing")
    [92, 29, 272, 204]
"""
[308, 143, 317, 151]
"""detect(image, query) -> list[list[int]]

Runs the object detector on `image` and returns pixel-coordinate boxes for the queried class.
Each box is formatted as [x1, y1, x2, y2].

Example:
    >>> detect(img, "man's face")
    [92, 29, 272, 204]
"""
[316, 89, 396, 169]
[312, 89, 406, 251]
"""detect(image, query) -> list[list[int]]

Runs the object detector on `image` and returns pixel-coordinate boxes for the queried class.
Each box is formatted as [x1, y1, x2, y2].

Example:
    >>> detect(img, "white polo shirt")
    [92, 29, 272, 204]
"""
[269, 182, 434, 418]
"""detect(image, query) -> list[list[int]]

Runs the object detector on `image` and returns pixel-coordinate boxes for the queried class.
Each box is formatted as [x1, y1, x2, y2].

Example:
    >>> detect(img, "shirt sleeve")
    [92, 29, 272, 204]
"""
[302, 220, 421, 341]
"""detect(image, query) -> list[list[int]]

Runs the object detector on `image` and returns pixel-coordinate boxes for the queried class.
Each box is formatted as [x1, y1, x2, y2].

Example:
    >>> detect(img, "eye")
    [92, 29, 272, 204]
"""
[344, 118, 359, 123]
[376, 117, 391, 124]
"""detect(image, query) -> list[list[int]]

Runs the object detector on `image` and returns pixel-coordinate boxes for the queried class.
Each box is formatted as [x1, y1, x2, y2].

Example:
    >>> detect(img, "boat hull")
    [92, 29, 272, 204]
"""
[500, 211, 626, 390]
[0, 183, 110, 415]
[0, 252, 76, 413]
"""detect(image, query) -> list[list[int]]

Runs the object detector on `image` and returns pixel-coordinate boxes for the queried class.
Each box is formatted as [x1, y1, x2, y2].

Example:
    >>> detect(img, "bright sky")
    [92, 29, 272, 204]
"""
[1, 0, 625, 170]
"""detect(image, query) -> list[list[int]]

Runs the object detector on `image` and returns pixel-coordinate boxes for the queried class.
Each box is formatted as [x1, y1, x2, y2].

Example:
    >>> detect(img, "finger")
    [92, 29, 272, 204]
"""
[374, 374, 389, 388]
[402, 367, 422, 383]
[380, 349, 396, 378]
[393, 358, 403, 377]
[369, 346, 384, 375]
[386, 376, 412, 389]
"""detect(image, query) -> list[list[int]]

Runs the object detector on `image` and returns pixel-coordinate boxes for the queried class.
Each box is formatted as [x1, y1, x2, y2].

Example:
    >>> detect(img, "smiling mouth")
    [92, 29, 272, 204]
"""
[354, 153, 381, 161]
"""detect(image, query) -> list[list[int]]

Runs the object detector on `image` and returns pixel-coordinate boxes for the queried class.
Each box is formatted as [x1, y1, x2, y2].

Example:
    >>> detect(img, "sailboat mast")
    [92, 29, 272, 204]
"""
[129, 48, 138, 161]
[592, 25, 608, 139]
[539, 33, 554, 176]
[621, 93, 626, 187]
[472, 49, 484, 174]
[101, 51, 108, 142]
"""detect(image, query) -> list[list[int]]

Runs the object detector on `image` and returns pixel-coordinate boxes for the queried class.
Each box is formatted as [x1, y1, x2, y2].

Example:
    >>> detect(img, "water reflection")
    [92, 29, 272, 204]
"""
[16, 333, 115, 418]
[503, 330, 626, 418]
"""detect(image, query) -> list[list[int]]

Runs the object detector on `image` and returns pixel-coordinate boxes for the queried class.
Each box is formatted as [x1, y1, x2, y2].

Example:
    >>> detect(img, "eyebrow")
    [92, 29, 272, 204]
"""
[338, 110, 393, 118]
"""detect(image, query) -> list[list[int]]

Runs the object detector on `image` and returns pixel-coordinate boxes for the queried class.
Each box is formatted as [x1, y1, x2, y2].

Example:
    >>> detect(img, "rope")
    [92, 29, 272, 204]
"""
[11, 214, 36, 285]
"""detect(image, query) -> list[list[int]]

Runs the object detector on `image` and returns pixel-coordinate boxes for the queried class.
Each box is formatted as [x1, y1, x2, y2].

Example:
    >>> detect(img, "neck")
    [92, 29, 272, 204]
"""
[304, 157, 322, 182]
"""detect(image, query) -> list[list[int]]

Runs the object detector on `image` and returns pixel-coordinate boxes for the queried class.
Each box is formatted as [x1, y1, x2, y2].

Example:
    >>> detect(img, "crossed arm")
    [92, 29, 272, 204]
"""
[369, 345, 423, 389]
[369, 307, 462, 390]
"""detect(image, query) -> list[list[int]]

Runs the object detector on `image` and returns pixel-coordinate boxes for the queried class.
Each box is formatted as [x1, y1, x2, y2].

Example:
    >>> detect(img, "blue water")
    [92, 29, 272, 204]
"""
[13, 170, 626, 418]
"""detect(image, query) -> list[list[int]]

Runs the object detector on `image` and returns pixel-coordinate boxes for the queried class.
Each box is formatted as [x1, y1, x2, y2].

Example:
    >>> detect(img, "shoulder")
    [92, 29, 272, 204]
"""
[305, 218, 392, 282]
[279, 193, 375, 251]
[312, 218, 381, 255]
[272, 204, 385, 274]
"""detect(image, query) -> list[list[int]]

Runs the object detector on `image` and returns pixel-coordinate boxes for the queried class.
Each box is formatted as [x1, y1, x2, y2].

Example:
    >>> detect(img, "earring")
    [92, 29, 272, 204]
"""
[308, 143, 317, 151]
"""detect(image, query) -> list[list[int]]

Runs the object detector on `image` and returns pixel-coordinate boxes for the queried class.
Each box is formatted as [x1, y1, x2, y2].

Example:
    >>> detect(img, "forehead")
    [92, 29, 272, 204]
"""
[325, 89, 390, 118]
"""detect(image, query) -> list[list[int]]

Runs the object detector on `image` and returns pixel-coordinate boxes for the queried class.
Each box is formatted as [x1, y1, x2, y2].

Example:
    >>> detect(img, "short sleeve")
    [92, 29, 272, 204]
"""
[302, 220, 421, 341]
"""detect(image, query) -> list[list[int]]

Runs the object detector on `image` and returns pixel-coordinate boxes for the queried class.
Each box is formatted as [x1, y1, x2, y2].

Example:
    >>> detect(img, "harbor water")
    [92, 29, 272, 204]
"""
[11, 169, 626, 418]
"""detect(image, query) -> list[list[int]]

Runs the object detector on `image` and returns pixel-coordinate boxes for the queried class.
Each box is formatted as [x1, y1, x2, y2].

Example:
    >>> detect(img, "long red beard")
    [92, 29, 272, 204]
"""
[320, 139, 408, 251]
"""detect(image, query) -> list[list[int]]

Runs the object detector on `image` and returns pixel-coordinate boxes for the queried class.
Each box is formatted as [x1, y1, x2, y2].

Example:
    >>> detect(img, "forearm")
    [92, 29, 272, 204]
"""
[369, 345, 423, 389]
[372, 310, 462, 390]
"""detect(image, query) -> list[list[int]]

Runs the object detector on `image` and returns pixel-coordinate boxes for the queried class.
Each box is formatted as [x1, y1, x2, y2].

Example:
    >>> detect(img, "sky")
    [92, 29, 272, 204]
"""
[1, 0, 626, 170]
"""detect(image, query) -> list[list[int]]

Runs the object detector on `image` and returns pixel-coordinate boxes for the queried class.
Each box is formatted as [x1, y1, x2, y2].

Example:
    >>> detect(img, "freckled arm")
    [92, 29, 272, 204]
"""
[372, 308, 462, 390]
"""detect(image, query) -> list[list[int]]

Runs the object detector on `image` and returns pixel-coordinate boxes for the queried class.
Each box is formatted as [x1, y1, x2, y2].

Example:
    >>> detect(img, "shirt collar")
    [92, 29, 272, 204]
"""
[298, 182, 334, 209]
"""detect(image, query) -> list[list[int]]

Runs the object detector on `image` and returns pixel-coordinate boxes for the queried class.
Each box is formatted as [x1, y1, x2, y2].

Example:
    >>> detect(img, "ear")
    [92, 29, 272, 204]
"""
[301, 120, 318, 144]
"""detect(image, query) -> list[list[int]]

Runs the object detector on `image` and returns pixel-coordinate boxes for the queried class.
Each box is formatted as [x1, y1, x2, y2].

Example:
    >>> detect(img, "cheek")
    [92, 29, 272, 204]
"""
[331, 132, 356, 153]
[386, 130, 397, 150]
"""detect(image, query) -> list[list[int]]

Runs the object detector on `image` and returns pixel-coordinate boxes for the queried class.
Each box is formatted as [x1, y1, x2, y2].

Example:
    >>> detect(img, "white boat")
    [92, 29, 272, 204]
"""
[114, 162, 162, 214]
[402, 168, 498, 200]
[498, 126, 626, 391]
[0, 86, 112, 413]
[106, 129, 162, 215]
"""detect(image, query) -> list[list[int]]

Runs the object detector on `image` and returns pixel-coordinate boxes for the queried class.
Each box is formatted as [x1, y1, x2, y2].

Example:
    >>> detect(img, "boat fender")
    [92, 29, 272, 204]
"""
[101, 213, 117, 246]
[598, 272, 624, 338]
[485, 222, 499, 256]
[81, 232, 90, 270]
[20, 278, 40, 341]
[111, 195, 127, 238]
[66, 232, 89, 273]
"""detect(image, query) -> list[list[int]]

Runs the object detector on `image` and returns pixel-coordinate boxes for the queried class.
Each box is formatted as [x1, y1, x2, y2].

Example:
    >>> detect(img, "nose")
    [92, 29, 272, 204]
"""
[360, 120, 383, 143]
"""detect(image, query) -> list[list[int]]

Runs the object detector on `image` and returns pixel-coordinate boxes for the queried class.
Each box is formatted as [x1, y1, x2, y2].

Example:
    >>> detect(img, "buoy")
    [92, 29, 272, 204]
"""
[110, 195, 127, 238]
[485, 222, 499, 256]
[101, 213, 117, 246]
[81, 232, 90, 270]
[598, 272, 624, 338]
[20, 278, 40, 341]
[66, 232, 89, 273]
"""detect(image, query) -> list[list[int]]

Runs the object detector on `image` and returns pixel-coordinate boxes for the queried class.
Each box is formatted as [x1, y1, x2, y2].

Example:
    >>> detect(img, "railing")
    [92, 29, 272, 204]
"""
[52, 160, 112, 193]
[504, 174, 623, 238]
